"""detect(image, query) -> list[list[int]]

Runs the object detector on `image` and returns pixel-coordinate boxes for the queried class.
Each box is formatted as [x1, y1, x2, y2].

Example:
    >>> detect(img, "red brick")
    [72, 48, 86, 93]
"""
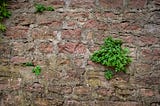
[121, 35, 135, 44]
[58, 42, 78, 53]
[10, 78, 22, 90]
[138, 36, 159, 46]
[39, 42, 53, 53]
[96, 101, 142, 106]
[74, 86, 91, 95]
[11, 56, 28, 64]
[125, 24, 141, 30]
[105, 12, 117, 18]
[74, 58, 83, 67]
[96, 88, 113, 96]
[84, 20, 107, 30]
[65, 12, 89, 22]
[64, 100, 81, 106]
[99, 0, 123, 9]
[31, 28, 57, 39]
[140, 89, 154, 97]
[5, 26, 28, 39]
[75, 43, 87, 54]
[61, 86, 72, 94]
[61, 29, 81, 40]
[50, 0, 65, 8]
[129, 0, 147, 9]
[141, 49, 153, 61]
[70, 0, 95, 8]
[36, 14, 62, 27]
[110, 23, 140, 31]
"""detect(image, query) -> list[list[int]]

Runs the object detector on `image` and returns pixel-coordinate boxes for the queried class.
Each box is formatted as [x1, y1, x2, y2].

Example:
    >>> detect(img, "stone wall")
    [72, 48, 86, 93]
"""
[0, 0, 160, 106]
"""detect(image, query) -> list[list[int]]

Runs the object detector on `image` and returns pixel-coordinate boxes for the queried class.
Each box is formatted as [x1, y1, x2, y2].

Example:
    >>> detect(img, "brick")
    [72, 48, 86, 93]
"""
[96, 88, 113, 96]
[95, 101, 142, 106]
[61, 28, 81, 40]
[50, 0, 65, 8]
[128, 0, 147, 9]
[153, 48, 160, 60]
[9, 78, 22, 90]
[25, 82, 44, 92]
[74, 86, 91, 95]
[58, 42, 78, 53]
[64, 100, 81, 106]
[99, 0, 123, 9]
[11, 56, 28, 64]
[31, 27, 57, 39]
[74, 58, 83, 67]
[138, 36, 159, 46]
[120, 35, 135, 44]
[140, 89, 154, 97]
[39, 42, 53, 53]
[75, 43, 87, 54]
[84, 20, 107, 30]
[105, 12, 117, 18]
[70, 0, 95, 8]
[65, 12, 89, 22]
[140, 48, 155, 62]
[36, 13, 63, 27]
[61, 86, 72, 94]
[34, 98, 49, 106]
[5, 26, 28, 39]
[14, 14, 35, 26]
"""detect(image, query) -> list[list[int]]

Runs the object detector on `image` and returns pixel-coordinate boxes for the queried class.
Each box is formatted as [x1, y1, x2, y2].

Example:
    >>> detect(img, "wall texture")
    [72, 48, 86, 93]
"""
[0, 0, 160, 106]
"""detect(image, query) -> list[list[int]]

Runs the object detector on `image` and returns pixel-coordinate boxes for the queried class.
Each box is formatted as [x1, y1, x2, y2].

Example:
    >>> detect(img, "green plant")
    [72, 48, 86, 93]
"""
[0, 23, 6, 31]
[35, 4, 54, 13]
[46, 6, 54, 11]
[32, 65, 41, 76]
[22, 62, 34, 66]
[0, 0, 11, 31]
[90, 36, 132, 80]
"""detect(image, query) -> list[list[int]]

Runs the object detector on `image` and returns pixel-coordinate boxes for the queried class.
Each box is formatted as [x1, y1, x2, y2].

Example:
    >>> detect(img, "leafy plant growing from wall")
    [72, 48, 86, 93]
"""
[0, 0, 11, 31]
[32, 65, 41, 76]
[22, 62, 42, 76]
[90, 36, 132, 80]
[35, 3, 54, 13]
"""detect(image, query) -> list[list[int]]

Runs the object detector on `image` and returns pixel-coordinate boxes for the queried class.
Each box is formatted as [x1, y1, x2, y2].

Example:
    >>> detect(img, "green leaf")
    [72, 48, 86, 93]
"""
[46, 6, 54, 11]
[32, 65, 41, 76]
[104, 70, 113, 80]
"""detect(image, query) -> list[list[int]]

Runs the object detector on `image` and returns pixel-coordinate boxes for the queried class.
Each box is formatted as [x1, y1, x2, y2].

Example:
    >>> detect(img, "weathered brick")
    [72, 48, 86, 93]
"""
[64, 100, 81, 106]
[138, 36, 159, 46]
[74, 86, 91, 95]
[31, 27, 57, 39]
[50, 0, 65, 8]
[70, 0, 95, 8]
[58, 42, 78, 53]
[39, 42, 53, 53]
[5, 26, 28, 39]
[128, 0, 147, 9]
[61, 28, 81, 40]
[99, 0, 123, 9]
[61, 86, 73, 94]
[96, 88, 113, 96]
[83, 20, 107, 30]
[140, 88, 154, 97]
[75, 43, 87, 54]
[14, 14, 35, 26]
[11, 56, 28, 64]
[34, 98, 49, 106]
[36, 13, 63, 28]
[95, 101, 142, 106]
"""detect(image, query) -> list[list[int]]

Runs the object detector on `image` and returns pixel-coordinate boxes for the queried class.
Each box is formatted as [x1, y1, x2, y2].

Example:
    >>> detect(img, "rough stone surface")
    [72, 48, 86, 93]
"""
[0, 0, 160, 105]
